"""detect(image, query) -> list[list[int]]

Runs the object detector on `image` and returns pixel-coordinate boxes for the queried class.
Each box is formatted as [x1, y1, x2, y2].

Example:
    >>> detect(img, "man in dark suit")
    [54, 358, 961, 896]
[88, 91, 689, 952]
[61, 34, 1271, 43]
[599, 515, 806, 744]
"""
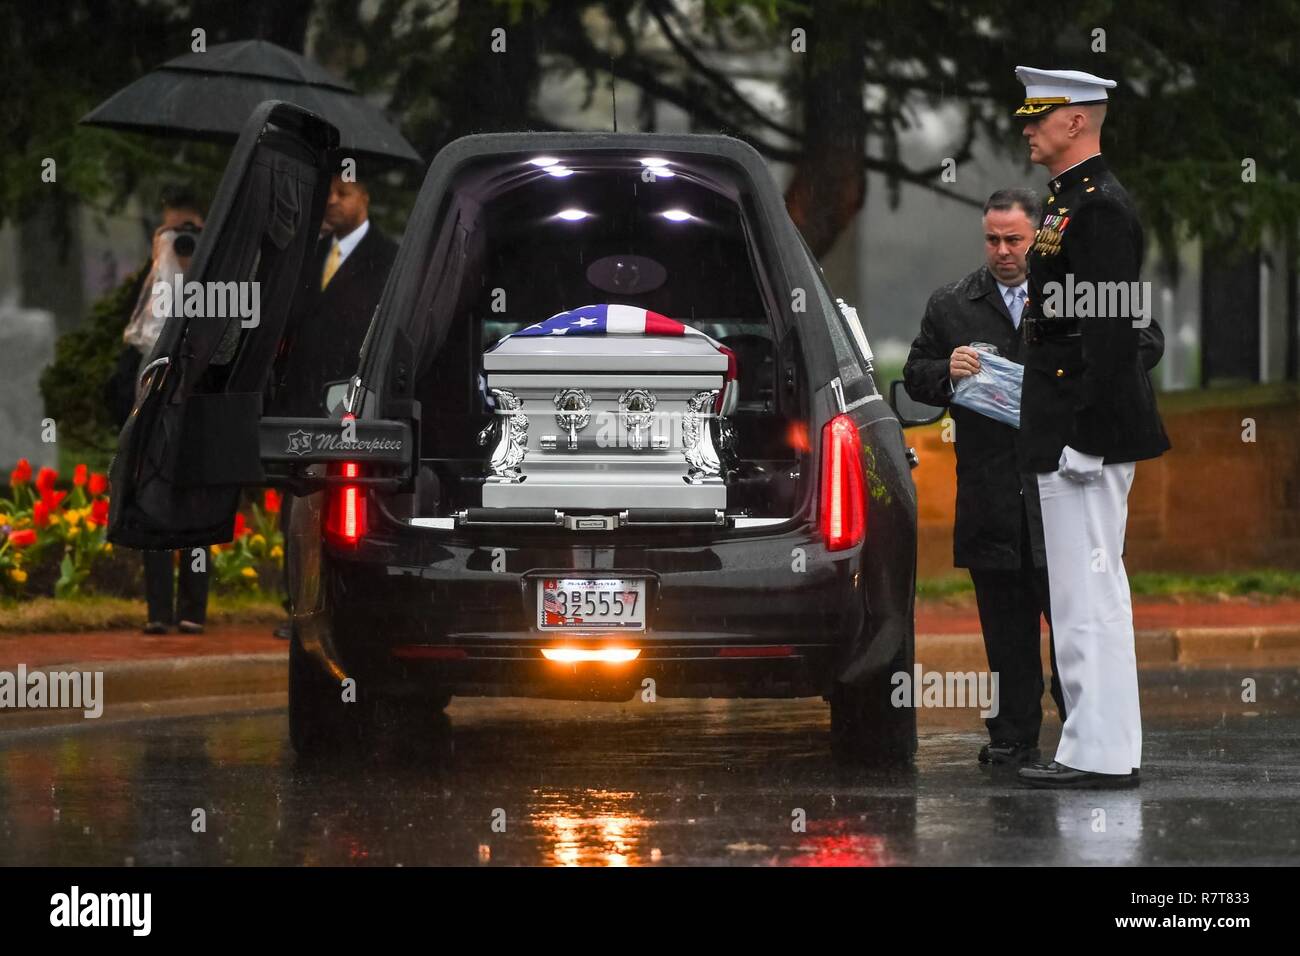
[276, 171, 398, 415]
[904, 188, 1164, 768]
[271, 171, 398, 638]
[1010, 67, 1171, 789]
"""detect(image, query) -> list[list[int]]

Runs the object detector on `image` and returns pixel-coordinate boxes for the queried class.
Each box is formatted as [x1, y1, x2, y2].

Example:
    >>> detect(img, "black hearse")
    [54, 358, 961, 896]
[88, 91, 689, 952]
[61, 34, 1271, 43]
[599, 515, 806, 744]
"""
[109, 101, 923, 765]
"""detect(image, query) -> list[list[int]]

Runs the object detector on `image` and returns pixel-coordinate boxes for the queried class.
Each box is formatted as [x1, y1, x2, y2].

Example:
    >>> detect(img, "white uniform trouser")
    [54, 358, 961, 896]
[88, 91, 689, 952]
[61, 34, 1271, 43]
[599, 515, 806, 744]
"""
[1037, 461, 1141, 775]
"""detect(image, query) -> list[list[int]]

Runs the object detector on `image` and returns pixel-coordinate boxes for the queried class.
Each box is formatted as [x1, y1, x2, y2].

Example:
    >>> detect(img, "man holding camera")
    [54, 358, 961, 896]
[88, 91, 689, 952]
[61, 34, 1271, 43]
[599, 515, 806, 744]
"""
[112, 190, 211, 635]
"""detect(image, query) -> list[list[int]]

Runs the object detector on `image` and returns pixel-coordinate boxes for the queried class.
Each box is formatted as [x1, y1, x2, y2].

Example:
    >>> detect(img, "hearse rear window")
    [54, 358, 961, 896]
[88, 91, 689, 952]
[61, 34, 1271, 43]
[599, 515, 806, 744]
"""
[475, 163, 769, 345]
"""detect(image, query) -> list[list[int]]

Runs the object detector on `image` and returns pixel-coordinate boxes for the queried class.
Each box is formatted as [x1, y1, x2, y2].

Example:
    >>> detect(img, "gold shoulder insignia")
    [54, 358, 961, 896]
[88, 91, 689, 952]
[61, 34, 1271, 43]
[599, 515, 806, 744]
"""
[1058, 208, 1068, 214]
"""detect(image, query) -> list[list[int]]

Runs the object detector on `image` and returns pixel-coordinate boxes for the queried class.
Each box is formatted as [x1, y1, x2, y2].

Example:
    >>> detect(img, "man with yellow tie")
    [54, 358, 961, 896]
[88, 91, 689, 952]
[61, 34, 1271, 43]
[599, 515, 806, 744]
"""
[274, 170, 398, 417]
[270, 168, 398, 639]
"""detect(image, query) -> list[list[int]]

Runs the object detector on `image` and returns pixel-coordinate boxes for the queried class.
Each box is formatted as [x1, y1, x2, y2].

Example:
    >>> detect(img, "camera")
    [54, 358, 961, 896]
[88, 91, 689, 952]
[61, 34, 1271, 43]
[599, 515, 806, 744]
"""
[172, 222, 202, 257]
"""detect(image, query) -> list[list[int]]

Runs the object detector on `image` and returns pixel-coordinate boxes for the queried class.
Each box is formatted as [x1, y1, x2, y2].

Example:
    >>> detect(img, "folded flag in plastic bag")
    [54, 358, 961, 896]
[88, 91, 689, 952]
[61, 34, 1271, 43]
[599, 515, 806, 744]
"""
[951, 351, 1024, 428]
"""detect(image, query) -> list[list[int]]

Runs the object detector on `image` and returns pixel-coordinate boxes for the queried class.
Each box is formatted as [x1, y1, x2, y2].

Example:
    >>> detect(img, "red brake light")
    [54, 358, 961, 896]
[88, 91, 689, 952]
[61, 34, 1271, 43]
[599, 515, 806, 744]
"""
[820, 414, 866, 551]
[325, 461, 367, 546]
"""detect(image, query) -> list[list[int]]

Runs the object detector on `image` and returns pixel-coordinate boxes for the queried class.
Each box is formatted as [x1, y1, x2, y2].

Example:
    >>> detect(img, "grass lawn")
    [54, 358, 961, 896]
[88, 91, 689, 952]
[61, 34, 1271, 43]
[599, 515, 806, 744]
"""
[0, 593, 284, 634]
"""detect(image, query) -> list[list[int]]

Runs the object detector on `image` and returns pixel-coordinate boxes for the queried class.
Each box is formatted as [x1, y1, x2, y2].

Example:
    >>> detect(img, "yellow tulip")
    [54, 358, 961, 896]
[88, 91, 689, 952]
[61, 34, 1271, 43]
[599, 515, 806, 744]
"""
[8, 568, 27, 583]
[270, 545, 284, 559]
[240, 566, 257, 579]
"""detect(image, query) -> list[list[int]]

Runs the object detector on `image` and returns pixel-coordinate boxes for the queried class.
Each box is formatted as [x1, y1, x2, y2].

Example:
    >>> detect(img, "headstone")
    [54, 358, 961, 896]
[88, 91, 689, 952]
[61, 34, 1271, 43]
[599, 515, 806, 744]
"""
[0, 294, 58, 471]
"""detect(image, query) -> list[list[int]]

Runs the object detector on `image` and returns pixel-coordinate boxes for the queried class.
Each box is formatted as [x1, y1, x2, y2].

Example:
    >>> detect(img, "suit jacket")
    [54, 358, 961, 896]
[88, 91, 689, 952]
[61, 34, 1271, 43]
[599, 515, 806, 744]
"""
[1018, 154, 1171, 472]
[273, 223, 398, 416]
[903, 264, 1165, 571]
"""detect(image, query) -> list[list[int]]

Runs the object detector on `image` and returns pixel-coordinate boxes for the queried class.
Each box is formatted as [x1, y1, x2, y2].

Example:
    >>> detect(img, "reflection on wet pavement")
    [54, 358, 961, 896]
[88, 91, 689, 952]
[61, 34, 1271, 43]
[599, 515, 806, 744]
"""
[0, 668, 1297, 866]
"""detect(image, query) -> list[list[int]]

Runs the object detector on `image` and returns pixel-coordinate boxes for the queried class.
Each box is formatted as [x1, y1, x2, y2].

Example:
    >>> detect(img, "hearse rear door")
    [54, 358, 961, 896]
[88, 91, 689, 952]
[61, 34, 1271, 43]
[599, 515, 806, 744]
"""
[107, 100, 412, 551]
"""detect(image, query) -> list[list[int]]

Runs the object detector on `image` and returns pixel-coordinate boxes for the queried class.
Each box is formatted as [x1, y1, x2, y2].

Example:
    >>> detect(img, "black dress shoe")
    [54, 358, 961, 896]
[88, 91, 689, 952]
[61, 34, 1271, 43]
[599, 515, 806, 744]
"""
[272, 623, 292, 640]
[978, 741, 1040, 765]
[1018, 761, 1141, 789]
[142, 621, 169, 635]
[177, 620, 205, 635]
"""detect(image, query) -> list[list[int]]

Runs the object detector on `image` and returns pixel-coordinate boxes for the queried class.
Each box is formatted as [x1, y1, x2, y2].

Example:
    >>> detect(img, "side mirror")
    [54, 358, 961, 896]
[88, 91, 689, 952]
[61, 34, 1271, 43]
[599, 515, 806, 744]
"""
[322, 380, 350, 416]
[889, 379, 947, 428]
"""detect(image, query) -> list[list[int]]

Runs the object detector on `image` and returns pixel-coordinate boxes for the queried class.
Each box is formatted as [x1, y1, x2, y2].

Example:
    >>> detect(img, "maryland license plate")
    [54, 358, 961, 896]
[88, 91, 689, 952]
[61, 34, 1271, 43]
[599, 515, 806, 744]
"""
[538, 578, 646, 630]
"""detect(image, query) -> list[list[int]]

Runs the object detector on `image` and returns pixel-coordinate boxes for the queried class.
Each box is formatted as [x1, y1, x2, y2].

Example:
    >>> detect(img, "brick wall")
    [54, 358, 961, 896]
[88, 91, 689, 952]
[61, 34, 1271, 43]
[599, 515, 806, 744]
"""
[910, 389, 1300, 576]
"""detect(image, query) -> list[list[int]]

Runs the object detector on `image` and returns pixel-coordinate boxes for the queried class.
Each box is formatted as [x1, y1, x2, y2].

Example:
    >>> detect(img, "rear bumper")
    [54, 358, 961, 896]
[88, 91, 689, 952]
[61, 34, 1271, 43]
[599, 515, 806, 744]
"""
[383, 641, 838, 700]
[301, 522, 863, 700]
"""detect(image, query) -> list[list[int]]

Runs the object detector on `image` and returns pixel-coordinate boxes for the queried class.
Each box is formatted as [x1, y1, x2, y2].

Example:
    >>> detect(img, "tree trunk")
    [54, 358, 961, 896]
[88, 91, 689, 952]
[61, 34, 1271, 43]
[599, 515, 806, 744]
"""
[442, 0, 546, 138]
[783, 0, 868, 258]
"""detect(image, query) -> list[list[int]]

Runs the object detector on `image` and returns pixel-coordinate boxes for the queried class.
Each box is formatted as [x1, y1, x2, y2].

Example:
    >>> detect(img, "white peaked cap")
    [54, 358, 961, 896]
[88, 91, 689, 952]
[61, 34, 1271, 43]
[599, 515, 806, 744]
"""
[1013, 66, 1117, 117]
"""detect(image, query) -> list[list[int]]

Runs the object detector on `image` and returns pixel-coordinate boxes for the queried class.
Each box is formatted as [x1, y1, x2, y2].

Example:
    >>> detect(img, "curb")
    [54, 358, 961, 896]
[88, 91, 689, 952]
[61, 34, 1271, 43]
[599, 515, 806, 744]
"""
[1166, 626, 1300, 664]
[917, 625, 1300, 670]
[0, 653, 286, 729]
[99, 652, 288, 704]
[2, 626, 1298, 728]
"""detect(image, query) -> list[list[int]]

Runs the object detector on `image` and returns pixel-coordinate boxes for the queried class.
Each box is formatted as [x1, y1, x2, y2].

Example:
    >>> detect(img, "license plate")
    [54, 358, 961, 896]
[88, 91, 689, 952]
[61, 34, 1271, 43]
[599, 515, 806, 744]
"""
[538, 578, 646, 631]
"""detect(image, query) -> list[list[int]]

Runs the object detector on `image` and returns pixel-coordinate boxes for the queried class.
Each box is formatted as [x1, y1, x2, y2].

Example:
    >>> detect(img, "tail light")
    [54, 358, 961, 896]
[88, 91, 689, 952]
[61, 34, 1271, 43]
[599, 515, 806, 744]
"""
[324, 461, 367, 546]
[820, 414, 866, 551]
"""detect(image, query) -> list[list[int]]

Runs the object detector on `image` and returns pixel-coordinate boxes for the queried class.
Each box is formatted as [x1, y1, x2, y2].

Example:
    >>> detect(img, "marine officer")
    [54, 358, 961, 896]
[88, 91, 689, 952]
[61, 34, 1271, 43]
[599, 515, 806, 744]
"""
[1010, 67, 1171, 789]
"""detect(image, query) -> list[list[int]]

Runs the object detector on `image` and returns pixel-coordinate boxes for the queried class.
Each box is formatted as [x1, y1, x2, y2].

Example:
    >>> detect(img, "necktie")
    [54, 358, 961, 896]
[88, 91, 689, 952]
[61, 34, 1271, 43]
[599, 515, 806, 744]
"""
[321, 240, 342, 290]
[1006, 286, 1026, 329]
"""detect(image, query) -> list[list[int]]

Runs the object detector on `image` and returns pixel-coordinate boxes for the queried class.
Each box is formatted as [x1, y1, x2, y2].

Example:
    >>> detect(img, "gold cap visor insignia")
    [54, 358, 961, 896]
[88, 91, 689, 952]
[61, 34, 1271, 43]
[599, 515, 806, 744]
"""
[1014, 96, 1069, 117]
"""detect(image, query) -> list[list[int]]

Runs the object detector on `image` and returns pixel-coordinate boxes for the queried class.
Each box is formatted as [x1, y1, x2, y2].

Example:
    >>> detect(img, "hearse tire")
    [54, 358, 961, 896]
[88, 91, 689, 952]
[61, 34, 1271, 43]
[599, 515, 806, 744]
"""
[829, 644, 917, 768]
[289, 634, 368, 758]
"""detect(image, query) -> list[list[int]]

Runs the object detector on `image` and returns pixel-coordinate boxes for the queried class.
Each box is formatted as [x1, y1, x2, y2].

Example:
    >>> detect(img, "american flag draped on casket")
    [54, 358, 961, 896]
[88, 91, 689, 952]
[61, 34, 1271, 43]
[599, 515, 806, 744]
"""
[480, 304, 736, 511]
[489, 304, 738, 406]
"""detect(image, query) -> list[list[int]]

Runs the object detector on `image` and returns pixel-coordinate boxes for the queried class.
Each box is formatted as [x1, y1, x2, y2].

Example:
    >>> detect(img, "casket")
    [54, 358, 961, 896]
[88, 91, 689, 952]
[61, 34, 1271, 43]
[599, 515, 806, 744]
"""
[480, 328, 732, 511]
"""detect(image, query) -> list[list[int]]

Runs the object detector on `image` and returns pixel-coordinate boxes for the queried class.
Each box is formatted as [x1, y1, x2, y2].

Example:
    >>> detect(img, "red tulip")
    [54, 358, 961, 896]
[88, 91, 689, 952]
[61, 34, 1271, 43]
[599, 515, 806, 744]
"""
[88, 472, 109, 497]
[90, 498, 110, 527]
[263, 489, 282, 515]
[9, 458, 32, 486]
[233, 512, 248, 538]
[73, 463, 88, 487]
[39, 488, 67, 510]
[34, 467, 58, 496]
[7, 529, 37, 548]
[32, 501, 49, 528]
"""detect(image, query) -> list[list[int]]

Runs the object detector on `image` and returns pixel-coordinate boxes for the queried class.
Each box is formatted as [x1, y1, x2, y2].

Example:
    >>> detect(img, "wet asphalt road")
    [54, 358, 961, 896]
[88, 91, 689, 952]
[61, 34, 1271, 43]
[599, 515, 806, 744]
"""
[0, 667, 1297, 866]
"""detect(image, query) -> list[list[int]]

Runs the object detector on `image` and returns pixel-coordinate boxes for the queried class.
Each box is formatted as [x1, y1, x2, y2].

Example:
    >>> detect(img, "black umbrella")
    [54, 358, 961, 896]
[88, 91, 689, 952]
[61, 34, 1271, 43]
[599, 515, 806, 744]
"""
[81, 39, 421, 166]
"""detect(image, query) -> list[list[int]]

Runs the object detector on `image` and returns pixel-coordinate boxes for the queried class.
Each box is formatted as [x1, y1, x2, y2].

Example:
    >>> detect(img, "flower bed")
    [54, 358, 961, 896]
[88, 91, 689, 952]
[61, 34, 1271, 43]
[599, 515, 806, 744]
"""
[1, 459, 284, 600]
